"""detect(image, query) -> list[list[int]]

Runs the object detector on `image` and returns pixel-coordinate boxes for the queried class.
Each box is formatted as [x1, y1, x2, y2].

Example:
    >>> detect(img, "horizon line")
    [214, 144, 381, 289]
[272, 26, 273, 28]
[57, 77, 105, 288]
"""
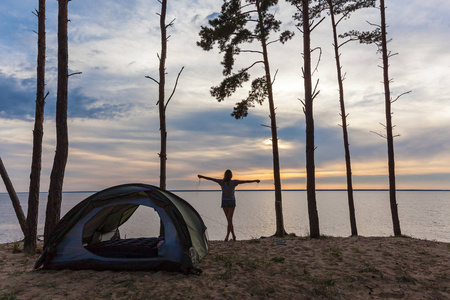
[2, 188, 450, 195]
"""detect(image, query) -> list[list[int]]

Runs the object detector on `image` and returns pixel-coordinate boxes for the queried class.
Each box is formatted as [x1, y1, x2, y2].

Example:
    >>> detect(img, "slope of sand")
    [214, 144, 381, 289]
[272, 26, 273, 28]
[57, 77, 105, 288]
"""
[0, 236, 449, 299]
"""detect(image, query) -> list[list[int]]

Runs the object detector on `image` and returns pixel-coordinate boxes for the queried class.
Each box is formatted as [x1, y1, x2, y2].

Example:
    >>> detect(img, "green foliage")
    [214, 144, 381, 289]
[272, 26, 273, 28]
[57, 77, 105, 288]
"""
[0, 291, 18, 300]
[248, 257, 271, 269]
[287, 0, 325, 28]
[339, 28, 381, 45]
[219, 257, 235, 279]
[325, 0, 376, 16]
[279, 30, 295, 43]
[210, 69, 250, 101]
[198, 0, 293, 118]
[289, 0, 376, 29]
[197, 0, 253, 75]
[12, 242, 21, 254]
[232, 76, 267, 119]
[271, 256, 285, 263]
[213, 253, 231, 263]
[323, 247, 343, 260]
[331, 1, 381, 52]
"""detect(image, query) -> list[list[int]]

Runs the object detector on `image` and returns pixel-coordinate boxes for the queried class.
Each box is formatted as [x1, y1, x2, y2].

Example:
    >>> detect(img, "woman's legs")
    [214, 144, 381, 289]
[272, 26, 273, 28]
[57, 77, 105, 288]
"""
[222, 207, 236, 241]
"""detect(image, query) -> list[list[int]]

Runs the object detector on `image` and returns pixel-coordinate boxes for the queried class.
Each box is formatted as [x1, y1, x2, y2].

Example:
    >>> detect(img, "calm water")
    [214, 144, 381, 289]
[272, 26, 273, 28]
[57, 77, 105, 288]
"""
[0, 191, 449, 244]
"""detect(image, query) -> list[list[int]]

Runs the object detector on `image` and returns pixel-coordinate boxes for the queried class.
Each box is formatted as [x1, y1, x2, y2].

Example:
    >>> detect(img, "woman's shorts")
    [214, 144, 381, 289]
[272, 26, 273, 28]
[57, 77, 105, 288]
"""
[221, 199, 236, 208]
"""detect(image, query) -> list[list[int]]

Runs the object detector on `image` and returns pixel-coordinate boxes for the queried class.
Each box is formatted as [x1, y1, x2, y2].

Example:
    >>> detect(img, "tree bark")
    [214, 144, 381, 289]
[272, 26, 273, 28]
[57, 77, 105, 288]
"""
[255, 0, 286, 237]
[158, 0, 168, 191]
[24, 0, 46, 254]
[0, 157, 27, 235]
[379, 0, 401, 236]
[157, 0, 168, 238]
[45, 0, 69, 245]
[302, 0, 320, 238]
[328, 1, 357, 236]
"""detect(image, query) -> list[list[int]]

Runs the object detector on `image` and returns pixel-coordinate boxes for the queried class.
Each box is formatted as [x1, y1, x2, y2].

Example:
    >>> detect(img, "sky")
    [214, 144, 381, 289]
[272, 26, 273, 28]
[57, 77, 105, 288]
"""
[0, 0, 449, 192]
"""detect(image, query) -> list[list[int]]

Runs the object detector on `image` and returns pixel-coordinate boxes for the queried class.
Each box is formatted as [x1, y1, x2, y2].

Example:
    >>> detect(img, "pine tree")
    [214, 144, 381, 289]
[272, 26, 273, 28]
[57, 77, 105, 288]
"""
[287, 0, 324, 238]
[198, 0, 293, 237]
[321, 0, 376, 236]
[340, 0, 409, 236]
[24, 0, 48, 254]
[45, 0, 70, 244]
[146, 0, 184, 191]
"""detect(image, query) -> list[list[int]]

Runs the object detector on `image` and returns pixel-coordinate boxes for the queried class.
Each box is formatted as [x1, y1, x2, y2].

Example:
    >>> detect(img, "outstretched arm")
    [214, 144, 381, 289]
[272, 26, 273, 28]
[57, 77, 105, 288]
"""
[236, 179, 260, 185]
[198, 174, 221, 184]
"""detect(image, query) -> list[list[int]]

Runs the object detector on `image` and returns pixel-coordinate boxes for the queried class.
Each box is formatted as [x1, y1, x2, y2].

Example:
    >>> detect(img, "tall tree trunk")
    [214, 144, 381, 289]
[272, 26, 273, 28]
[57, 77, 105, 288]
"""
[24, 0, 47, 254]
[379, 0, 401, 236]
[157, 0, 168, 238]
[329, 1, 357, 236]
[158, 0, 168, 191]
[44, 0, 69, 245]
[0, 157, 27, 235]
[302, 0, 320, 238]
[255, 0, 286, 237]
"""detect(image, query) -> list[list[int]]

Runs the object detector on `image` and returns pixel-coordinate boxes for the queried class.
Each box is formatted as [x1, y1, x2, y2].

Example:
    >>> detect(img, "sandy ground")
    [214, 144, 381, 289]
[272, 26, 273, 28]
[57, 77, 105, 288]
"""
[0, 236, 449, 299]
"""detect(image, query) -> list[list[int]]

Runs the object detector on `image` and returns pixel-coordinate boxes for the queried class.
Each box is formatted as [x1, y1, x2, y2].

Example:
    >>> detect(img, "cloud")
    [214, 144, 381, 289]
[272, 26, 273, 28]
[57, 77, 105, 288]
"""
[67, 87, 135, 119]
[1, 0, 449, 192]
[0, 72, 36, 120]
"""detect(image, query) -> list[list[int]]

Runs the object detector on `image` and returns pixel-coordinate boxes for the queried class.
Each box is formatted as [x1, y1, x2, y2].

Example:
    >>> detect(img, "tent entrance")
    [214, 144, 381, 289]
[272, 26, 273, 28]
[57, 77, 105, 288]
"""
[35, 184, 208, 272]
[82, 204, 164, 258]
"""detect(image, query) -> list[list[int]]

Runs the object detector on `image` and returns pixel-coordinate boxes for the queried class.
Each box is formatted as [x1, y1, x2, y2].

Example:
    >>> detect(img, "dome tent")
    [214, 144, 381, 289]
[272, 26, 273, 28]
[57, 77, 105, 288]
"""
[35, 184, 208, 273]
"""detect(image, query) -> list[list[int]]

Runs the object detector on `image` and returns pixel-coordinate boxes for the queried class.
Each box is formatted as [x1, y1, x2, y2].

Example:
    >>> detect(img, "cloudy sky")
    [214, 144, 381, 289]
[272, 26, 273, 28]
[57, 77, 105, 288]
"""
[0, 0, 449, 192]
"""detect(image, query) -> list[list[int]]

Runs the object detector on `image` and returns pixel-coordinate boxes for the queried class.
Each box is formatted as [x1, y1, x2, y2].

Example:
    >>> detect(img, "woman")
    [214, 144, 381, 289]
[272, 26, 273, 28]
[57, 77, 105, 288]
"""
[198, 170, 260, 241]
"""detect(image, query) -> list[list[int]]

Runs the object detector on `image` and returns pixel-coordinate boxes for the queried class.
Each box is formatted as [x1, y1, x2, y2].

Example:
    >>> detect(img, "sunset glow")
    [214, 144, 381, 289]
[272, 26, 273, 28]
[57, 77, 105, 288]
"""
[0, 0, 449, 192]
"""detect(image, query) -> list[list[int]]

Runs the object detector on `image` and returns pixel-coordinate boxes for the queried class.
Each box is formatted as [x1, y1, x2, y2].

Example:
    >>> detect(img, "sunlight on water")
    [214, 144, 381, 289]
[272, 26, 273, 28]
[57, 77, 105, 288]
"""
[0, 191, 449, 243]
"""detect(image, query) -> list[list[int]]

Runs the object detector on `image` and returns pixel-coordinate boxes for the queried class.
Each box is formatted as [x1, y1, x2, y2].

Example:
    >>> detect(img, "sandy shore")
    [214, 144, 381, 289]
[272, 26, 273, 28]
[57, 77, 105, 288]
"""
[0, 236, 449, 299]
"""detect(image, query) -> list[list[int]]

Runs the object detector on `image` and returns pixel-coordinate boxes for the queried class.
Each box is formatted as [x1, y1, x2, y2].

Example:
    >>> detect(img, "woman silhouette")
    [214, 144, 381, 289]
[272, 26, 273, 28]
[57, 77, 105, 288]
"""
[198, 170, 260, 241]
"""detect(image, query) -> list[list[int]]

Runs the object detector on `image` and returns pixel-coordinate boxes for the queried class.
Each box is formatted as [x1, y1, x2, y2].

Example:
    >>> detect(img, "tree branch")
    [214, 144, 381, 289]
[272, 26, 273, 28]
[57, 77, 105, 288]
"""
[370, 130, 386, 139]
[240, 49, 263, 55]
[391, 90, 411, 103]
[299, 98, 306, 108]
[367, 20, 381, 28]
[271, 69, 278, 85]
[68, 72, 82, 77]
[241, 3, 254, 10]
[43, 91, 50, 101]
[311, 16, 326, 32]
[311, 47, 322, 77]
[312, 79, 320, 101]
[166, 18, 176, 28]
[245, 60, 264, 71]
[145, 75, 160, 85]
[165, 66, 185, 110]
[338, 38, 358, 49]
[335, 12, 349, 27]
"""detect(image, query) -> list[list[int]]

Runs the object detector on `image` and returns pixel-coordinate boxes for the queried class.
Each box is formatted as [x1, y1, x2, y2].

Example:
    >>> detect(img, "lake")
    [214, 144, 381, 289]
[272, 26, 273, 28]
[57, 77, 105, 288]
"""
[0, 190, 449, 244]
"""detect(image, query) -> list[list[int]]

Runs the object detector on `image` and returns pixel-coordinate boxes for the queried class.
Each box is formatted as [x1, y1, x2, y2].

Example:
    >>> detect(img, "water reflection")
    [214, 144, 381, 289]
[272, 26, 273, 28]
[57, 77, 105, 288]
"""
[1, 190, 449, 243]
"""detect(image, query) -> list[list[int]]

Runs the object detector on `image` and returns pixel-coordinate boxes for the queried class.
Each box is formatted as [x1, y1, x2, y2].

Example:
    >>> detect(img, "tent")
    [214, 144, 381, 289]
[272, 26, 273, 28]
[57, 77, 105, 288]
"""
[35, 184, 209, 273]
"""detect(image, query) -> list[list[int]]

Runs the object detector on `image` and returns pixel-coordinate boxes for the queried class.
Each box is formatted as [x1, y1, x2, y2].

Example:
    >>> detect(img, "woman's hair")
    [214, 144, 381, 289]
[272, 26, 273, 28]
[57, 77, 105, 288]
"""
[223, 169, 233, 181]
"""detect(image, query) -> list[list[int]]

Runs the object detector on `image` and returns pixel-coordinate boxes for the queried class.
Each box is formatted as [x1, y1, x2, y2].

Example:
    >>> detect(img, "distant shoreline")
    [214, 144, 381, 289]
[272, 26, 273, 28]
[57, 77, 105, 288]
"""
[2, 189, 449, 195]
